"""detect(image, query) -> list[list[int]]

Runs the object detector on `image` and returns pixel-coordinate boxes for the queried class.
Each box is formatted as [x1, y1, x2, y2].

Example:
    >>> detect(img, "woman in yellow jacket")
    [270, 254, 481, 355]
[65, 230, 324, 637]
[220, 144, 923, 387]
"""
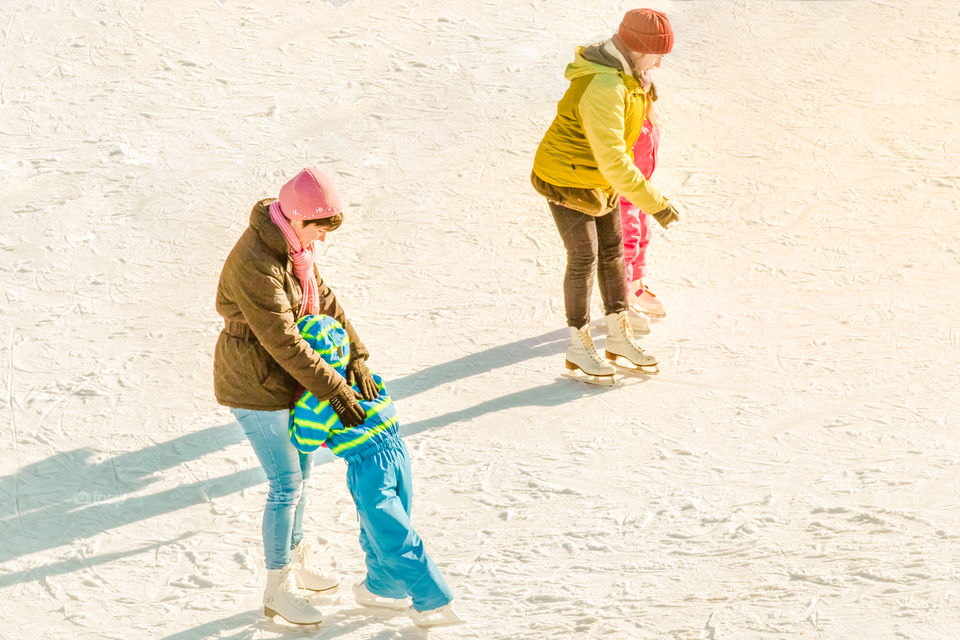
[532, 8, 679, 382]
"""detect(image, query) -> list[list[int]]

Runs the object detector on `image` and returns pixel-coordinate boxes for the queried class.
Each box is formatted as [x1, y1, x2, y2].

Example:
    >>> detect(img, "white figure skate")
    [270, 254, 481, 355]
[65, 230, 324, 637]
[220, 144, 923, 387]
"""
[563, 324, 616, 386]
[604, 312, 658, 373]
[291, 539, 340, 593]
[407, 602, 464, 628]
[352, 582, 411, 610]
[263, 565, 324, 625]
[627, 305, 651, 335]
[629, 283, 666, 318]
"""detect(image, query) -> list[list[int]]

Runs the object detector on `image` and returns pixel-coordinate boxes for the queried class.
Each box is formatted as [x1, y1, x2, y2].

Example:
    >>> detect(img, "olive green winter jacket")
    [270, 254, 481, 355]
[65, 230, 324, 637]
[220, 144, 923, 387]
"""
[532, 43, 668, 216]
[213, 199, 368, 411]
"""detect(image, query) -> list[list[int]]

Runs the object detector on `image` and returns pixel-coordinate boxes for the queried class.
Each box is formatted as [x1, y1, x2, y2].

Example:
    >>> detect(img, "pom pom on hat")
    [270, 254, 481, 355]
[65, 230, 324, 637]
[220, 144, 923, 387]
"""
[618, 8, 674, 54]
[277, 168, 342, 220]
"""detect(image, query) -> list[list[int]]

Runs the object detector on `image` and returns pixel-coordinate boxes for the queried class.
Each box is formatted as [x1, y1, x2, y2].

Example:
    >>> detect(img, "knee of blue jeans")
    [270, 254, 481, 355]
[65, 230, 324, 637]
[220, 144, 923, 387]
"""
[267, 471, 303, 507]
[267, 484, 302, 508]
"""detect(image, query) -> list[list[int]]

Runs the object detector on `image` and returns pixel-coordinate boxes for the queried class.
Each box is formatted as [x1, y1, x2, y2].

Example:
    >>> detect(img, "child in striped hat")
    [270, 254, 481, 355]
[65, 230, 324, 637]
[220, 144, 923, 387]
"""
[289, 314, 462, 628]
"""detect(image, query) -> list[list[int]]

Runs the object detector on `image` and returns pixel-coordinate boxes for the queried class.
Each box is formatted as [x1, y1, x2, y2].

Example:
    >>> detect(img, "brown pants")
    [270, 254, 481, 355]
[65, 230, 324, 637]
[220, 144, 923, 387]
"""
[549, 201, 628, 329]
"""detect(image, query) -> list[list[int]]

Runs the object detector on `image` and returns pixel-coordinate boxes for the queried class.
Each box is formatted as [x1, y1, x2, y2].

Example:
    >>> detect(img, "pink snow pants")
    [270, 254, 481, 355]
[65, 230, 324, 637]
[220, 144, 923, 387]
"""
[620, 119, 660, 284]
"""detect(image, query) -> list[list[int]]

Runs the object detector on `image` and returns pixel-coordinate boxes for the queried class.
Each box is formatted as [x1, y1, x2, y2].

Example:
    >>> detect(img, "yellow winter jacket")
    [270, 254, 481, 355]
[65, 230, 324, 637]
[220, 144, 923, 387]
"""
[532, 45, 668, 216]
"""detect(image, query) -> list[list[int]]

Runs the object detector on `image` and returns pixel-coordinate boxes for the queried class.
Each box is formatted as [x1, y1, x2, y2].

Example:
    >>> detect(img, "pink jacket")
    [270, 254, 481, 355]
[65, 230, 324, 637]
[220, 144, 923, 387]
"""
[619, 118, 660, 211]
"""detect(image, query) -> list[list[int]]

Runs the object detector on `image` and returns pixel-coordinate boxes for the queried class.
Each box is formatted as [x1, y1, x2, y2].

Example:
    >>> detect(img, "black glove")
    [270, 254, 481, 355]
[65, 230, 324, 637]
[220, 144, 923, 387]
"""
[328, 386, 366, 429]
[651, 203, 680, 229]
[347, 357, 379, 401]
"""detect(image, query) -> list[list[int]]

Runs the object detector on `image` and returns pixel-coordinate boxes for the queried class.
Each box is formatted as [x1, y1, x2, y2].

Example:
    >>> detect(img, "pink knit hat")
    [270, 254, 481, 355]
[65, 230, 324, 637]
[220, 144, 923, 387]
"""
[276, 168, 342, 220]
[618, 8, 674, 55]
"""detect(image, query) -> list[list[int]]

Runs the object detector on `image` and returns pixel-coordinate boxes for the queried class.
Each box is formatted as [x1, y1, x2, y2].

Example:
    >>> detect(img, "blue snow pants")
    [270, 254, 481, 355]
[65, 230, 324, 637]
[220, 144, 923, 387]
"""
[345, 436, 453, 612]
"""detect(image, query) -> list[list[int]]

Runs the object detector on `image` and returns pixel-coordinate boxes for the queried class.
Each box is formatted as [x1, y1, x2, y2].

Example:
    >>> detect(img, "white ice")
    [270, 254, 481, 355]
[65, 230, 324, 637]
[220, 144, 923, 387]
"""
[1, 0, 959, 638]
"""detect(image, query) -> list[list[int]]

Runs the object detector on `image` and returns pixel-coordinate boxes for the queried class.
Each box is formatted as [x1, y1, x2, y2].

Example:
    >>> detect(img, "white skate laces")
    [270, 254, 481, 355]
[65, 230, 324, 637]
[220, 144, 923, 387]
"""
[577, 326, 606, 368]
[293, 539, 340, 592]
[604, 311, 658, 370]
[296, 539, 316, 571]
[619, 313, 638, 346]
[616, 312, 646, 353]
[564, 325, 617, 384]
[278, 565, 299, 591]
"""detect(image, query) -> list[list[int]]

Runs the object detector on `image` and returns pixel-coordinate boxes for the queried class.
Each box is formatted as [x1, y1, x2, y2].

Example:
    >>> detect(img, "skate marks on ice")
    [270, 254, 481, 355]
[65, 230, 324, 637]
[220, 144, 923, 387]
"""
[2, 0, 959, 636]
[473, 485, 959, 638]
[0, 533, 196, 593]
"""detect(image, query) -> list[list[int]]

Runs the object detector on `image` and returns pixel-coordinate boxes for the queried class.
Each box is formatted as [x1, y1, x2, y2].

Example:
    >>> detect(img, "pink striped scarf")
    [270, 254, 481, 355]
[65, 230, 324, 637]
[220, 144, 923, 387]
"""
[269, 200, 320, 318]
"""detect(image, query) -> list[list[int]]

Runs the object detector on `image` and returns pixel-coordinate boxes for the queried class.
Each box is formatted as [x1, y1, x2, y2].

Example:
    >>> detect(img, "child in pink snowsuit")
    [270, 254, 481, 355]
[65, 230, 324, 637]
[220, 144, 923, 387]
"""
[620, 115, 666, 318]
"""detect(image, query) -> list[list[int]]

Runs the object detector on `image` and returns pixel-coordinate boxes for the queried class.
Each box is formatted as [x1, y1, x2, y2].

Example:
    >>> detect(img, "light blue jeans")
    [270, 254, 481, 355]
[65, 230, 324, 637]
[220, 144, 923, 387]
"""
[232, 408, 312, 570]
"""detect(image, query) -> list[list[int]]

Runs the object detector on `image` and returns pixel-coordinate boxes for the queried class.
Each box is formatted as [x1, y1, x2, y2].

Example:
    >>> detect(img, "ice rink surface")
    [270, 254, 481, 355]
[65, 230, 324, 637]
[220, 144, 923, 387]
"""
[1, 0, 959, 638]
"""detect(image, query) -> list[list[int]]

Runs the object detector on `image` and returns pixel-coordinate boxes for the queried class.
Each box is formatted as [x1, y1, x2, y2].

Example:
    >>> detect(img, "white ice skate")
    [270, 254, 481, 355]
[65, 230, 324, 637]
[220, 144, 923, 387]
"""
[604, 312, 658, 373]
[629, 284, 666, 318]
[407, 602, 464, 628]
[627, 306, 651, 335]
[352, 581, 411, 610]
[291, 539, 340, 593]
[263, 565, 324, 625]
[563, 324, 616, 386]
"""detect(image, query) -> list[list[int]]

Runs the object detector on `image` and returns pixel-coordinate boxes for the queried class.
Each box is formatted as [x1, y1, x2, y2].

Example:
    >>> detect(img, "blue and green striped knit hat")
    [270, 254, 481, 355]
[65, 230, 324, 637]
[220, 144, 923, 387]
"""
[296, 314, 350, 375]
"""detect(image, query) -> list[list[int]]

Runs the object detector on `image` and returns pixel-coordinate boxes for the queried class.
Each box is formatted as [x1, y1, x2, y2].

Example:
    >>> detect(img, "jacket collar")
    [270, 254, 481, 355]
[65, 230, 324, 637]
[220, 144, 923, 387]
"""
[578, 40, 641, 90]
[602, 39, 635, 78]
[249, 198, 291, 259]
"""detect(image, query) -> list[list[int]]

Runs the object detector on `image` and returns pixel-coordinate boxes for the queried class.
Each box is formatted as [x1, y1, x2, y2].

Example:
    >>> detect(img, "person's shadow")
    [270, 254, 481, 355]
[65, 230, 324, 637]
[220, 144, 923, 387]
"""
[400, 375, 629, 437]
[1, 327, 623, 570]
[388, 322, 640, 436]
[0, 423, 261, 577]
[159, 605, 428, 640]
[387, 327, 571, 401]
[2, 325, 627, 637]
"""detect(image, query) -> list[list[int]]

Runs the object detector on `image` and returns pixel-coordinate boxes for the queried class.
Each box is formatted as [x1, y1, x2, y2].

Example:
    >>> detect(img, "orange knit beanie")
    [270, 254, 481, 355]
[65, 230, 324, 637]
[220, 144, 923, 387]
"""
[618, 8, 674, 54]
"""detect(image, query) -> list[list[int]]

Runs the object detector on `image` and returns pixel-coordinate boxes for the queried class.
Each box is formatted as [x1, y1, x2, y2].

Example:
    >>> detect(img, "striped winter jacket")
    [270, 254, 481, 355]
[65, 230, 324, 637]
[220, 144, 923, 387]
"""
[289, 314, 400, 459]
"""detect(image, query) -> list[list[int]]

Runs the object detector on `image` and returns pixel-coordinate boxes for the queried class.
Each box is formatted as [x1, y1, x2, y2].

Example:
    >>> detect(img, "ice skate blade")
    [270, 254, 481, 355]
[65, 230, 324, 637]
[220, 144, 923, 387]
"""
[353, 583, 411, 609]
[298, 581, 339, 594]
[408, 604, 465, 628]
[263, 607, 323, 626]
[605, 351, 659, 375]
[612, 363, 658, 376]
[311, 584, 338, 594]
[562, 361, 616, 386]
[412, 615, 464, 628]
[629, 303, 666, 319]
[355, 598, 410, 610]
[561, 372, 616, 386]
